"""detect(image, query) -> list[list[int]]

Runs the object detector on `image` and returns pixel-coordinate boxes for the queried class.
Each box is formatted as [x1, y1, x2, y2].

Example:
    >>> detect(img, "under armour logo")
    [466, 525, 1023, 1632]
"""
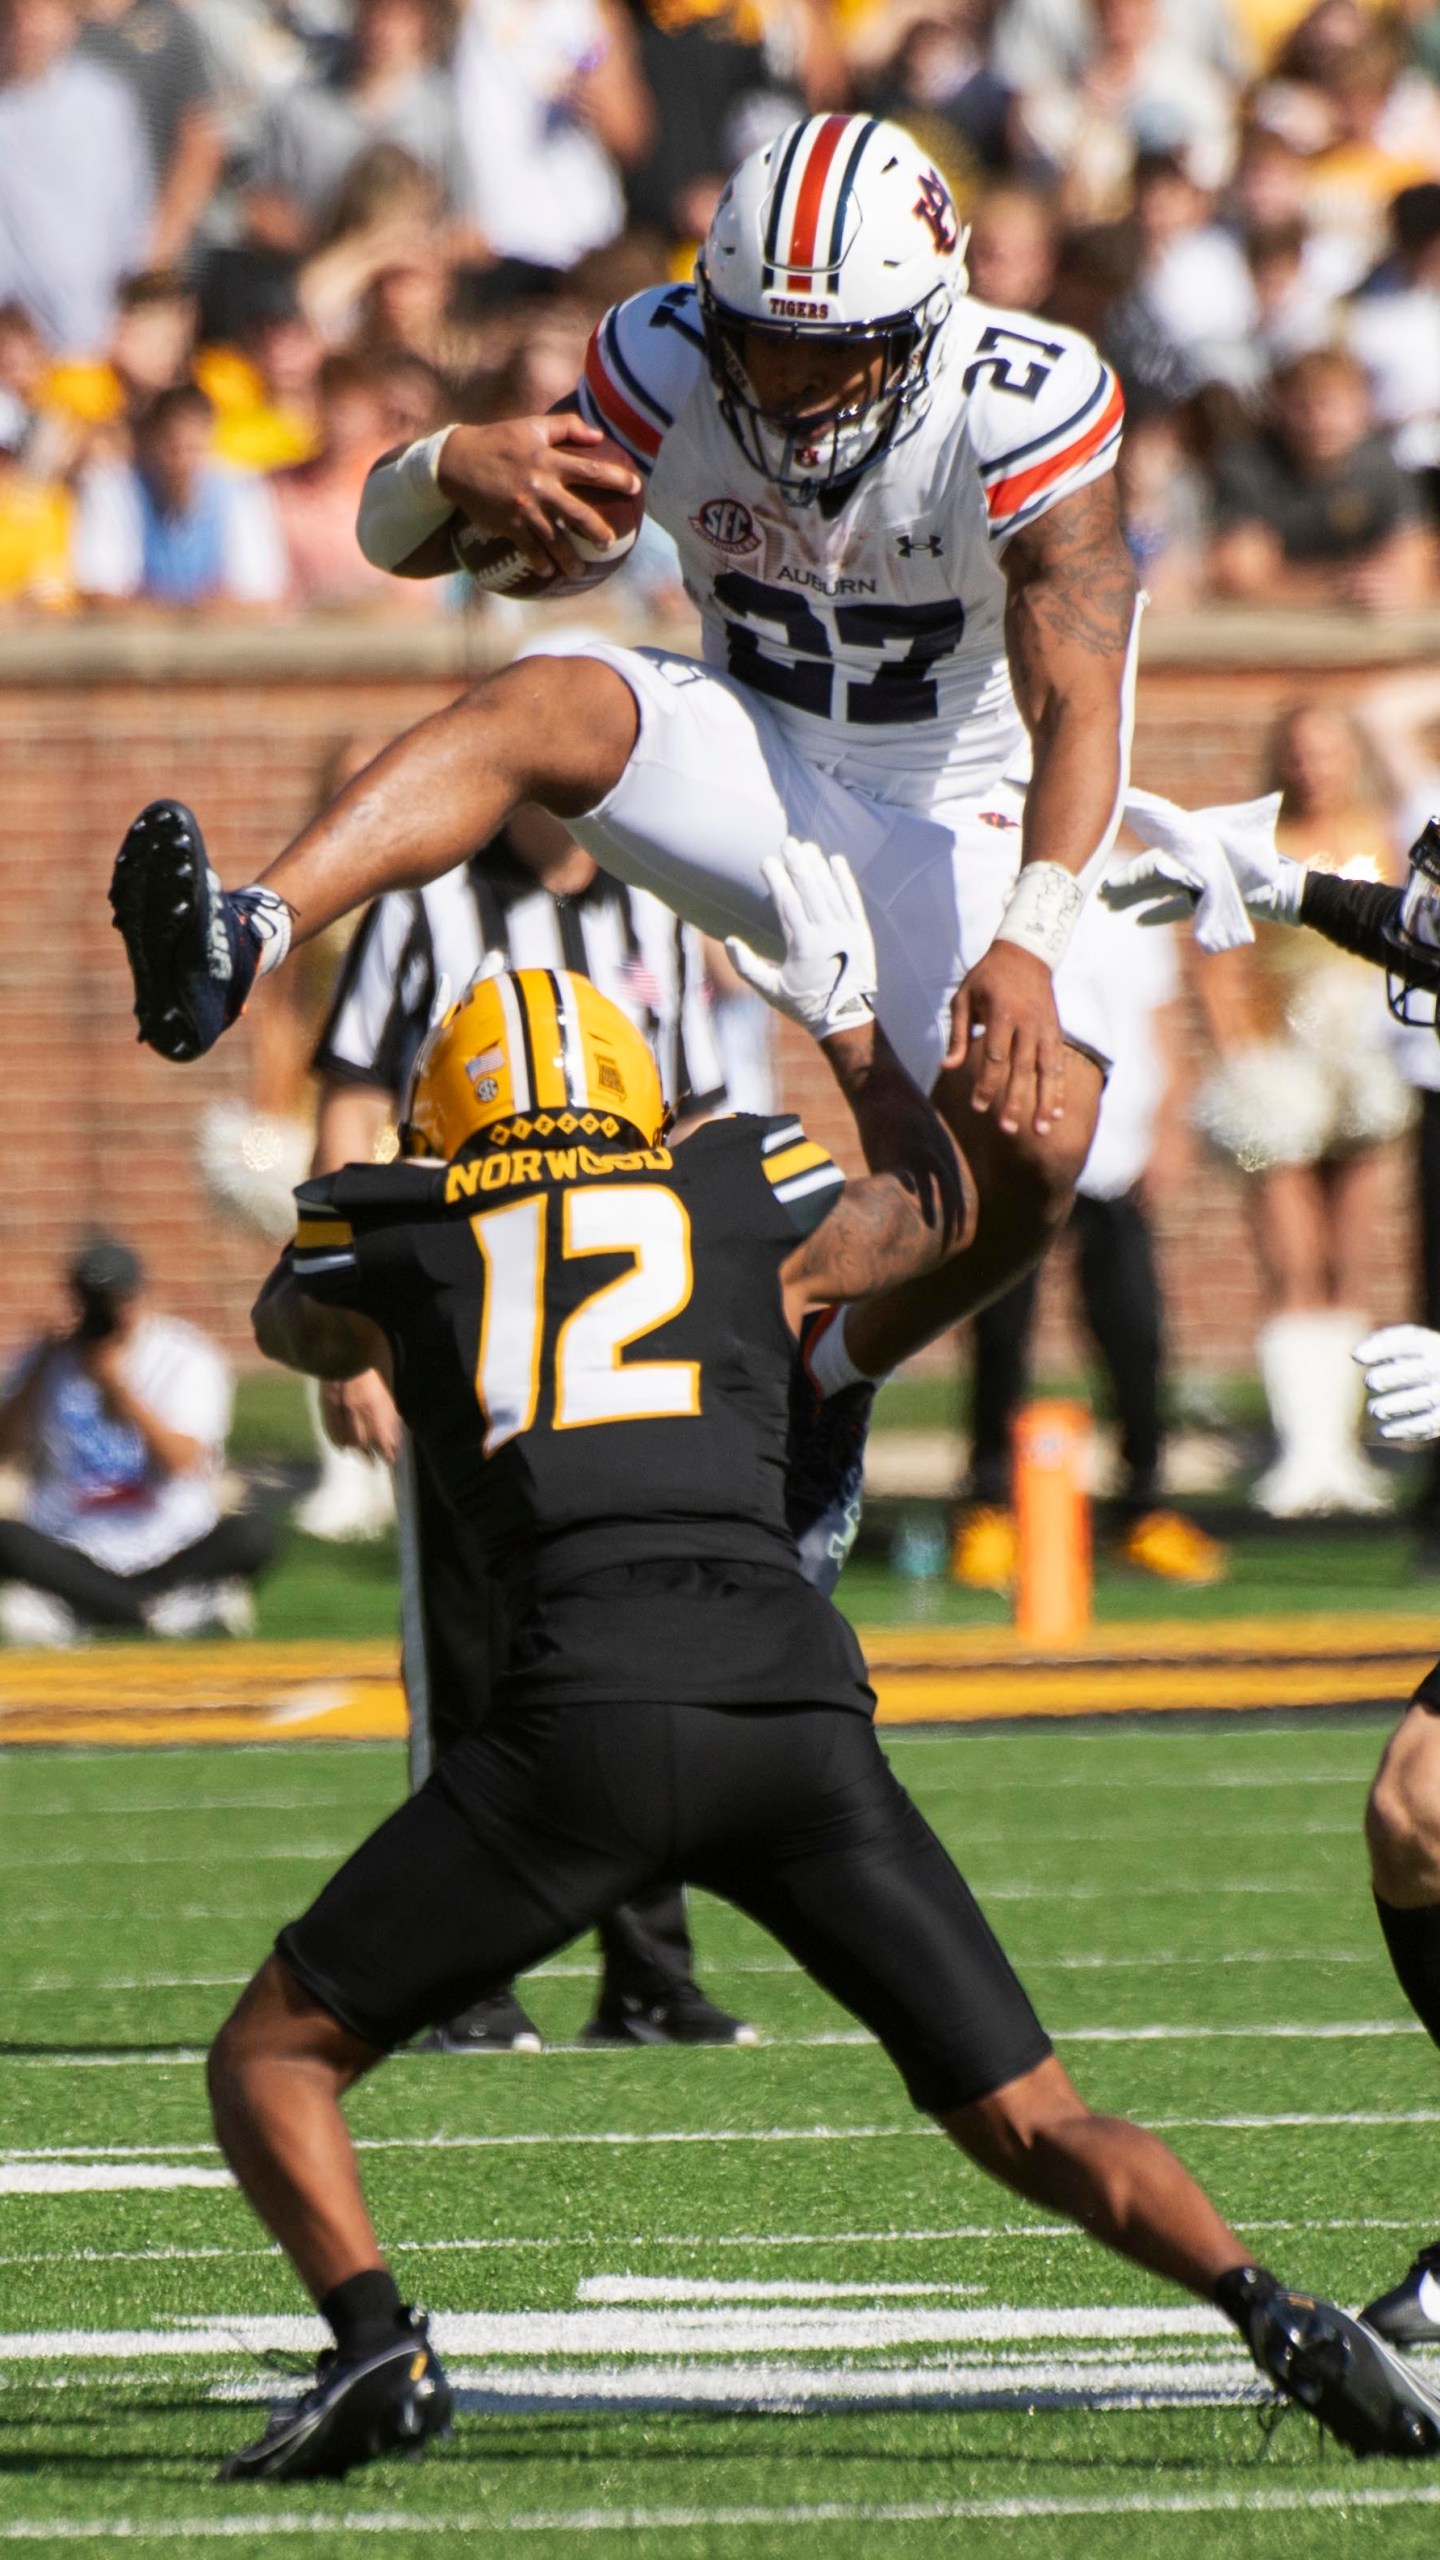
[896, 533, 944, 557]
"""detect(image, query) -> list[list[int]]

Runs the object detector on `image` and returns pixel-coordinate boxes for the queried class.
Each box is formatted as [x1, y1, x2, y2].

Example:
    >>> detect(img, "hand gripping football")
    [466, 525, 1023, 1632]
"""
[452, 429, 644, 600]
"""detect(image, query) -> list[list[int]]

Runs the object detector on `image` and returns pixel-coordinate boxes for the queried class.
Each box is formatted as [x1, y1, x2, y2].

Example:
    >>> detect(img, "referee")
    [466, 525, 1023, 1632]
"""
[310, 798, 754, 2053]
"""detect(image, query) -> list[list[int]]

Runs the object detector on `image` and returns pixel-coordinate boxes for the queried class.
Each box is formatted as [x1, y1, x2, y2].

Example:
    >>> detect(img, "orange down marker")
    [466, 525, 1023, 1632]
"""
[1013, 1400, 1092, 1645]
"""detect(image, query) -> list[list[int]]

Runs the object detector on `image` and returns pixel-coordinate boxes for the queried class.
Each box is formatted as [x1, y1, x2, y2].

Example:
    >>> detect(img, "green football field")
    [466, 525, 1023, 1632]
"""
[4, 1716, 1440, 2557]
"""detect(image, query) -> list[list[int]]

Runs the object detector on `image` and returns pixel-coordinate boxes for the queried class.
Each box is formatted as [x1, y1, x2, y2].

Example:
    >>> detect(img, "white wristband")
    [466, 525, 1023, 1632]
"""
[993, 862, 1085, 970]
[356, 428, 457, 570]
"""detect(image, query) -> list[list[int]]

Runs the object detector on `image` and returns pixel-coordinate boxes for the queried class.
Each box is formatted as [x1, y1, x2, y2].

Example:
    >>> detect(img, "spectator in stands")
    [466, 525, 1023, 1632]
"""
[1210, 346, 1435, 608]
[455, 0, 652, 282]
[77, 0, 223, 273]
[1346, 180, 1440, 494]
[965, 182, 1058, 311]
[1256, 11, 1440, 279]
[0, 416, 71, 609]
[988, 0, 1243, 94]
[1244, 215, 1336, 367]
[244, 0, 467, 256]
[859, 0, 1012, 177]
[0, 298, 48, 453]
[0, 0, 152, 353]
[1126, 145, 1259, 394]
[39, 270, 197, 463]
[1013, 0, 1237, 223]
[72, 379, 286, 605]
[198, 289, 325, 473]
[1116, 409, 1209, 607]
[293, 143, 454, 346]
[626, 0, 842, 248]
[0, 1236, 273, 1644]
[271, 350, 427, 607]
[1194, 701, 1413, 1516]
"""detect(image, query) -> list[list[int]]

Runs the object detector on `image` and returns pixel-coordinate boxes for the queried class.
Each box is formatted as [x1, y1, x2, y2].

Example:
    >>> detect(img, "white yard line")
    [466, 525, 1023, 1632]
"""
[0, 2019, 1423, 2070]
[7, 2487, 1440, 2539]
[574, 2278, 982, 2303]
[0, 2304, 1251, 2359]
[0, 2213, 1421, 2270]
[0, 2165, 233, 2196]
[7, 2108, 1440, 2167]
[4, 1846, 349, 1871]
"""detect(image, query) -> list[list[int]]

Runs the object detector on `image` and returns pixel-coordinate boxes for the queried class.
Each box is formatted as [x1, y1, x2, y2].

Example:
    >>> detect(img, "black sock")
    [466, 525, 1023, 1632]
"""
[1213, 2262, 1280, 2338]
[1375, 1896, 1440, 2051]
[320, 2267, 406, 2356]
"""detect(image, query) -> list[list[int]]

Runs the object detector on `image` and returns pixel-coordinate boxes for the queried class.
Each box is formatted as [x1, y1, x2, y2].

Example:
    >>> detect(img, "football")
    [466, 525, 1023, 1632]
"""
[451, 430, 645, 599]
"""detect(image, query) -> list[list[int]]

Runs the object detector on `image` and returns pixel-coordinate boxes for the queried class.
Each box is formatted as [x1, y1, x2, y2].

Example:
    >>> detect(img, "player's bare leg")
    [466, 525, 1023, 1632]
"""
[262, 658, 639, 938]
[109, 658, 641, 1060]
[941, 2054, 1242, 2298]
[206, 1956, 453, 2482]
[208, 1955, 386, 2299]
[942, 2051, 1440, 2454]
[844, 1043, 1103, 1378]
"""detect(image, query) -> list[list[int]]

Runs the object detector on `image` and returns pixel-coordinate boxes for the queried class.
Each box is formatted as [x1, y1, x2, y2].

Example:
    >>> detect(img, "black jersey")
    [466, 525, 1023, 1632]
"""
[291, 1113, 846, 1602]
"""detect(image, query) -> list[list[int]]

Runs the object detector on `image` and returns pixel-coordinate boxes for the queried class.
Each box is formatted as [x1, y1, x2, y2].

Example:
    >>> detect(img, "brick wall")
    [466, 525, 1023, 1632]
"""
[1, 613, 1436, 1376]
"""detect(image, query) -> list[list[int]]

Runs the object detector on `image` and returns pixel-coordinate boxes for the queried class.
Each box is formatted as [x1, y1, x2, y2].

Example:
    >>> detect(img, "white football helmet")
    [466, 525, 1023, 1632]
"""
[697, 113, 968, 505]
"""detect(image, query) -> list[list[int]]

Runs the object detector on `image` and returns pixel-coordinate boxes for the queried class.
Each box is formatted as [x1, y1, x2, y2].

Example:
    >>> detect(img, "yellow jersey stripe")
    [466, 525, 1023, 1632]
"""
[763, 1141, 834, 1188]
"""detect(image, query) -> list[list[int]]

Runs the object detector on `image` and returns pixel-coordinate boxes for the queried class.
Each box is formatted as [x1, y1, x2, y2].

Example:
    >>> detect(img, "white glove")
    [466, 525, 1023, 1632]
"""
[1354, 1324, 1440, 1445]
[1102, 790, 1303, 953]
[726, 837, 876, 1040]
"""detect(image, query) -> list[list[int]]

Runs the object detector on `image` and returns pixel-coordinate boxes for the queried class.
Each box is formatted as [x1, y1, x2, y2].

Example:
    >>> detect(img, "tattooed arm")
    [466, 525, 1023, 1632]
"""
[1002, 473, 1140, 890]
[943, 474, 1139, 1136]
[780, 1022, 975, 1326]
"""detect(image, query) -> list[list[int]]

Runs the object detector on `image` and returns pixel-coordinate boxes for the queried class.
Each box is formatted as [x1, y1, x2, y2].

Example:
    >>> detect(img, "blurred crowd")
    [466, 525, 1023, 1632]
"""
[1, 0, 1440, 615]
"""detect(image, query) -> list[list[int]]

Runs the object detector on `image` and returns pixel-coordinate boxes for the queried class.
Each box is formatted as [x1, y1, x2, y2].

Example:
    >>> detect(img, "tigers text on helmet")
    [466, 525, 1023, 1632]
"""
[1384, 816, 1440, 1030]
[401, 968, 667, 1162]
[697, 113, 967, 506]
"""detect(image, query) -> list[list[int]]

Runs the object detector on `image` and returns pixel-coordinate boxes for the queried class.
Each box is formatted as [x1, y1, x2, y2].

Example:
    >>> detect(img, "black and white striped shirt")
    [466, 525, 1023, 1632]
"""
[314, 834, 727, 1116]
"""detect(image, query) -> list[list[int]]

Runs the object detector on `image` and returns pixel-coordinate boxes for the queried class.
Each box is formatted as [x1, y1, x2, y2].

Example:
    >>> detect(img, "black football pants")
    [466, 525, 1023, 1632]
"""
[403, 1445, 696, 2007]
[969, 1189, 1163, 1515]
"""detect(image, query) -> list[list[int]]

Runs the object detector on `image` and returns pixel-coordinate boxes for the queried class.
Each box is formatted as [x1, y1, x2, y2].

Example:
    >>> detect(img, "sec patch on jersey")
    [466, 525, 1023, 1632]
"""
[452, 428, 644, 598]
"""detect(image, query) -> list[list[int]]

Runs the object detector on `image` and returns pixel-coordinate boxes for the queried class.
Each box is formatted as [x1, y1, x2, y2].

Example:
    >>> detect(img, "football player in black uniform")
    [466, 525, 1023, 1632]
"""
[208, 843, 1440, 2481]
[1108, 812, 1440, 2352]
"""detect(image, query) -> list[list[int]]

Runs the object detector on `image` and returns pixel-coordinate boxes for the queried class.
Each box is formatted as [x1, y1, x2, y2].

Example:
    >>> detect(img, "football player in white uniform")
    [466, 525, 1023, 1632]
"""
[111, 113, 1168, 1583]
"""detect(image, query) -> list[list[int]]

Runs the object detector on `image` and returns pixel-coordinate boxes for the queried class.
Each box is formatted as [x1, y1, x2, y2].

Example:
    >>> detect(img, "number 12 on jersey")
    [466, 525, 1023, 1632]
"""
[469, 1186, 700, 1450]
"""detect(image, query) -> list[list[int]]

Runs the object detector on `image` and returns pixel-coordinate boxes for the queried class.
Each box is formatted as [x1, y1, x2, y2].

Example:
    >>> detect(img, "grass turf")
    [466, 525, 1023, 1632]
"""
[3, 1716, 1440, 2553]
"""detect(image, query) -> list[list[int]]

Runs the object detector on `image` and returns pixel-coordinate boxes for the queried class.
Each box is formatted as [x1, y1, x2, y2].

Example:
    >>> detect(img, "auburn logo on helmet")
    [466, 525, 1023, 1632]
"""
[914, 170, 960, 256]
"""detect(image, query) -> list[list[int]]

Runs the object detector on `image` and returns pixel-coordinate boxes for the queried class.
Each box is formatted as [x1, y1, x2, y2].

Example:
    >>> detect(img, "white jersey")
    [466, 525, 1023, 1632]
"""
[578, 283, 1123, 814]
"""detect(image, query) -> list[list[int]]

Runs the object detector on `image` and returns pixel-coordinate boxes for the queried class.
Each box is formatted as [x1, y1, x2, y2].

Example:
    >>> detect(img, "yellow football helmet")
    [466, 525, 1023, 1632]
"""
[401, 966, 667, 1159]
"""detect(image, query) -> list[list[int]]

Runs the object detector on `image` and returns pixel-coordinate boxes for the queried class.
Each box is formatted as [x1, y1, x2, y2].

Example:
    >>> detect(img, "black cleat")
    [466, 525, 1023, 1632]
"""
[109, 800, 266, 1061]
[217, 2309, 451, 2483]
[415, 1989, 543, 2054]
[1364, 2243, 1440, 2348]
[1231, 2268, 1440, 2458]
[582, 1985, 760, 2047]
[785, 1312, 875, 1597]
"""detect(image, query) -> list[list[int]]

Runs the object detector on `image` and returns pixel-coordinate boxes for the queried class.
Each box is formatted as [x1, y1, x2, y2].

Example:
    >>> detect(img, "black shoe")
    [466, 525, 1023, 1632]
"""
[1363, 2244, 1440, 2347]
[582, 1985, 760, 2047]
[415, 1990, 543, 2054]
[1231, 2269, 1440, 2458]
[785, 1313, 876, 1597]
[109, 800, 273, 1061]
[217, 2309, 451, 2482]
